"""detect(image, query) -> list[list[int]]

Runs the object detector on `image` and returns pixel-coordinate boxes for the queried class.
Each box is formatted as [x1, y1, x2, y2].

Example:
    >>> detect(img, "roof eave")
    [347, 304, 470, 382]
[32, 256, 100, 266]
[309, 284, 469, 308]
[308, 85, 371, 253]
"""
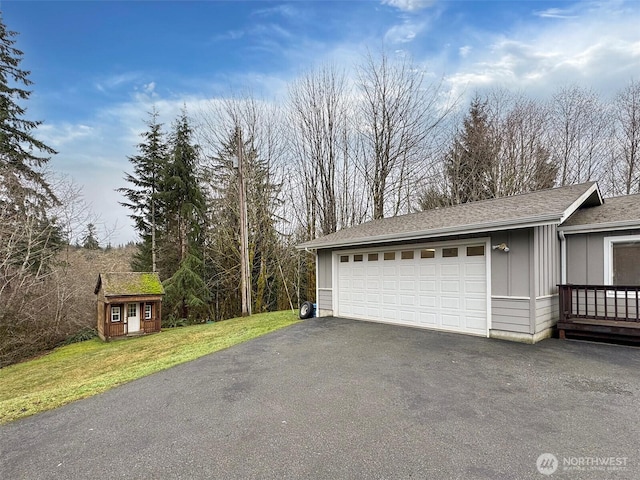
[558, 220, 640, 234]
[298, 215, 563, 250]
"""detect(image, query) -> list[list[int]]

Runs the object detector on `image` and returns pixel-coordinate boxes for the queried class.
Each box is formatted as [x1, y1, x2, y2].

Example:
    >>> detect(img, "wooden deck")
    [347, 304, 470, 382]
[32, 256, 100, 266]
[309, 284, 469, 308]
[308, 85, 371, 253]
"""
[558, 284, 640, 342]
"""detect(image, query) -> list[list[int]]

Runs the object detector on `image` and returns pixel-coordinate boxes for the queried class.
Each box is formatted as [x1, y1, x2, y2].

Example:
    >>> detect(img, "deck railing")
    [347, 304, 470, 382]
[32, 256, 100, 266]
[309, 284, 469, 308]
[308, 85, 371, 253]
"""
[558, 284, 640, 323]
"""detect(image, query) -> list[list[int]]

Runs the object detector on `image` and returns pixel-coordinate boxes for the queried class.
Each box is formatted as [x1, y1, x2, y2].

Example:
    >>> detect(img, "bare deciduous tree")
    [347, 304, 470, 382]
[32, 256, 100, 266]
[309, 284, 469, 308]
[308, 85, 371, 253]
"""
[357, 51, 451, 219]
[610, 80, 640, 195]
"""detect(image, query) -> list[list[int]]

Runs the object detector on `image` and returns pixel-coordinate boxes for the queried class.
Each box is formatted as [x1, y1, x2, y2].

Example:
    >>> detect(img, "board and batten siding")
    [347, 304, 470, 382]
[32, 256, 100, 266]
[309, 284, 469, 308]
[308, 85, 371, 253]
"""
[534, 225, 560, 297]
[566, 229, 640, 284]
[316, 249, 333, 314]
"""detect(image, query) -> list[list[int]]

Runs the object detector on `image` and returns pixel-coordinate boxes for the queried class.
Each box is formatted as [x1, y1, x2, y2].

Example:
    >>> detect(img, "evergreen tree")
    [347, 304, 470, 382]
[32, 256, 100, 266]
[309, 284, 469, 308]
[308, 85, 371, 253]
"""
[159, 108, 208, 322]
[205, 128, 281, 319]
[118, 108, 167, 272]
[82, 223, 100, 249]
[0, 15, 56, 208]
[445, 97, 499, 204]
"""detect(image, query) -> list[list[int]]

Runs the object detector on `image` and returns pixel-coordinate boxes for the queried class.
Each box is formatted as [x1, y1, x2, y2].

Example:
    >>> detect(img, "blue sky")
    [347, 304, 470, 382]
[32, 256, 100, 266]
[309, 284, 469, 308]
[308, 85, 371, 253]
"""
[3, 0, 640, 245]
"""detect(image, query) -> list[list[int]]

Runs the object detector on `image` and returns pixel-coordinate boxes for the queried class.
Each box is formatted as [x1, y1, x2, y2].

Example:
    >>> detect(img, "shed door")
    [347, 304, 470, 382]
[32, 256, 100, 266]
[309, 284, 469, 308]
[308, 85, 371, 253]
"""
[127, 303, 140, 333]
[336, 244, 488, 336]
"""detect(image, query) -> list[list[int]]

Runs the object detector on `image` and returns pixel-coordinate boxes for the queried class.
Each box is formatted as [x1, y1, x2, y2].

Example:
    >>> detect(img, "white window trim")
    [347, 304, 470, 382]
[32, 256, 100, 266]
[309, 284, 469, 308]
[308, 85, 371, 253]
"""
[145, 304, 152, 320]
[111, 306, 121, 323]
[128, 303, 137, 318]
[603, 234, 640, 297]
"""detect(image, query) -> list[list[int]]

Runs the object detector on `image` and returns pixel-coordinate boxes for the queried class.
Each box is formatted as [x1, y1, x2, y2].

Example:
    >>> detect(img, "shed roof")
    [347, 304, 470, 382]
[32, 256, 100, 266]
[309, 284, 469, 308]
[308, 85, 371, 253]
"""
[298, 182, 602, 250]
[559, 193, 640, 233]
[94, 272, 165, 296]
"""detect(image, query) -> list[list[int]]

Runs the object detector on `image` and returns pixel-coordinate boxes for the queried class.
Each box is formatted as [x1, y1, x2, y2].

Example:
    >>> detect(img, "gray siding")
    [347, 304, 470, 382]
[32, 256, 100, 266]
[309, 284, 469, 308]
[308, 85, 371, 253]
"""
[491, 298, 530, 334]
[491, 228, 532, 297]
[566, 229, 640, 284]
[534, 225, 560, 297]
[317, 249, 333, 288]
[317, 289, 333, 311]
[535, 295, 558, 333]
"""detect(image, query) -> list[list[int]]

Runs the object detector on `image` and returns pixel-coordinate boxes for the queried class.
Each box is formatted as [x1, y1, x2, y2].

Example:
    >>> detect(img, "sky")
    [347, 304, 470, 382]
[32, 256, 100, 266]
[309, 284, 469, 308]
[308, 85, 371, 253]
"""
[2, 0, 640, 245]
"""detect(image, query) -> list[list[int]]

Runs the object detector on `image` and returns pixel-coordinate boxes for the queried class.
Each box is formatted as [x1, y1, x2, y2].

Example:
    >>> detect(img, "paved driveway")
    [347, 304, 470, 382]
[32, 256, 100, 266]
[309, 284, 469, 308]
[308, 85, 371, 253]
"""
[2, 317, 640, 479]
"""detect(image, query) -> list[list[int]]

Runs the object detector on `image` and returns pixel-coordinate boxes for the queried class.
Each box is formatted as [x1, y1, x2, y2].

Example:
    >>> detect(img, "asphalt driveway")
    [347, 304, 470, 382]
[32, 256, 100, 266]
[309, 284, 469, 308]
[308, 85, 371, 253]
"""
[2, 317, 639, 479]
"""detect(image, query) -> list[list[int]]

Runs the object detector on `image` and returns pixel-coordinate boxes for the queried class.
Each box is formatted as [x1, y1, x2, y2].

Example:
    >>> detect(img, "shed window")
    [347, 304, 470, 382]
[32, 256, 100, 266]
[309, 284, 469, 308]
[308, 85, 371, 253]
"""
[340, 255, 349, 263]
[401, 251, 414, 260]
[354, 254, 363, 262]
[442, 247, 458, 258]
[145, 304, 152, 320]
[420, 249, 435, 259]
[368, 253, 379, 261]
[111, 306, 121, 323]
[605, 236, 640, 286]
[128, 303, 137, 318]
[384, 252, 395, 261]
[467, 245, 485, 257]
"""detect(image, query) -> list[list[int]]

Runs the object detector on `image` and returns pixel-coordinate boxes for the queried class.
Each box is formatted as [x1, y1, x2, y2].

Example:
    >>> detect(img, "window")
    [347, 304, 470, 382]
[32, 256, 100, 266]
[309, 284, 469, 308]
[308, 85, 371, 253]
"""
[442, 247, 458, 258]
[340, 255, 349, 263]
[420, 249, 435, 259]
[467, 245, 485, 257]
[111, 306, 121, 323]
[401, 251, 414, 260]
[368, 253, 379, 261]
[145, 304, 152, 320]
[605, 236, 640, 286]
[384, 252, 395, 261]
[128, 303, 137, 318]
[354, 254, 363, 262]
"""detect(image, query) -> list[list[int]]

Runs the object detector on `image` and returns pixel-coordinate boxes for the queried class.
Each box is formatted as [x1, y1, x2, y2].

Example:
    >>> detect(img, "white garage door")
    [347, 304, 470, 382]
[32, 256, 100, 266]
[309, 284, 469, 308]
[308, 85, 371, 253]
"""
[336, 243, 488, 336]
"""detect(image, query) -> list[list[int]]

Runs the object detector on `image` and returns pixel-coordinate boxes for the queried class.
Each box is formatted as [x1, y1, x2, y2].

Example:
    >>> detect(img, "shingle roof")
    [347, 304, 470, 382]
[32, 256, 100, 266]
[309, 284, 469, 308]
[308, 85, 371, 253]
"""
[560, 193, 640, 231]
[298, 182, 601, 250]
[94, 272, 165, 296]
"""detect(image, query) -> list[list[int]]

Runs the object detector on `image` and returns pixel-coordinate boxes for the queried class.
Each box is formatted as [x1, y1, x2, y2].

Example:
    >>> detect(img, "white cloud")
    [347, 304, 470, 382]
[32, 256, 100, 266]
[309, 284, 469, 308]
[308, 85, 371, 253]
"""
[459, 45, 471, 58]
[384, 20, 427, 43]
[534, 8, 578, 19]
[444, 2, 640, 102]
[382, 0, 434, 12]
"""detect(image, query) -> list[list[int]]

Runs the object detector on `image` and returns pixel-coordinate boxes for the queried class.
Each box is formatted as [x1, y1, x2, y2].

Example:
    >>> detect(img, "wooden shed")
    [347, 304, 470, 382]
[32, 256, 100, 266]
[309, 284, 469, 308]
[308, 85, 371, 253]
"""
[95, 272, 164, 341]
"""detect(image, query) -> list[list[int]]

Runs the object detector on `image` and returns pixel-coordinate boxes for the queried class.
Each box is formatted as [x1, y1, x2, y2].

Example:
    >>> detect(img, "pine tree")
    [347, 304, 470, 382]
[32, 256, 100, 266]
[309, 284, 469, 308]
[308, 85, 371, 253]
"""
[118, 108, 167, 272]
[82, 223, 100, 249]
[159, 108, 208, 322]
[445, 97, 499, 204]
[0, 14, 56, 207]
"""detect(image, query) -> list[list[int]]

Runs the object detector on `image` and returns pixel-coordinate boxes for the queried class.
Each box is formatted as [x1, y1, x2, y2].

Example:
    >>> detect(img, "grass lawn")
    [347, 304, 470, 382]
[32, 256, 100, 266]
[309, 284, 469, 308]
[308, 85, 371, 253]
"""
[0, 310, 298, 425]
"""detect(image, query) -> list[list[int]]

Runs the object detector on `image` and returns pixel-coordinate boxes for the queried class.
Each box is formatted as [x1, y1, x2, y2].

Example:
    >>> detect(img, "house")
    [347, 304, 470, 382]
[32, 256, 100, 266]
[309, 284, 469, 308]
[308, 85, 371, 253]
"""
[297, 182, 640, 343]
[95, 272, 165, 341]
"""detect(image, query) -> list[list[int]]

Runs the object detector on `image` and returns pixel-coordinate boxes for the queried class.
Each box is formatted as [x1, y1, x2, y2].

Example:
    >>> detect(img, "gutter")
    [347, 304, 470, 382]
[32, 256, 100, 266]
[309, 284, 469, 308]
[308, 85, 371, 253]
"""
[558, 220, 640, 234]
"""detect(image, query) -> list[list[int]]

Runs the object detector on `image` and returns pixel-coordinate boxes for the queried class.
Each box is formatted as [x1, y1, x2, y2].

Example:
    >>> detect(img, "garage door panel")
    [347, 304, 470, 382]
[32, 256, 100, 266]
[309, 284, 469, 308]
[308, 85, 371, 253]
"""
[441, 281, 460, 293]
[466, 316, 486, 330]
[420, 265, 436, 276]
[400, 295, 415, 306]
[337, 244, 487, 336]
[382, 294, 397, 305]
[466, 298, 486, 312]
[419, 295, 437, 307]
[465, 281, 486, 294]
[441, 264, 460, 276]
[420, 280, 436, 292]
[441, 296, 460, 309]
[441, 313, 461, 327]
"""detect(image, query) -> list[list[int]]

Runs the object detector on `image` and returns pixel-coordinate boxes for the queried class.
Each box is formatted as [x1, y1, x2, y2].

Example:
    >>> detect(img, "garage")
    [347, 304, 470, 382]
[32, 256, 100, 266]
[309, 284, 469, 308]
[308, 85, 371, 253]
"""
[335, 241, 489, 336]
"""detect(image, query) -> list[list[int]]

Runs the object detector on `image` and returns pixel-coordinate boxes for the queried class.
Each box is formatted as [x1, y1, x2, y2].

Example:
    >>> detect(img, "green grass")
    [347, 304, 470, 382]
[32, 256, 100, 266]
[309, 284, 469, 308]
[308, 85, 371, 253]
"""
[0, 310, 298, 425]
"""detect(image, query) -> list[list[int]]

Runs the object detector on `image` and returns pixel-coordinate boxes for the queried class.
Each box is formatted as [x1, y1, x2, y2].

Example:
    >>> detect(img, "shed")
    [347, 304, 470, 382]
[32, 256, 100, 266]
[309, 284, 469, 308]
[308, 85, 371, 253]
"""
[95, 272, 164, 341]
[296, 182, 640, 343]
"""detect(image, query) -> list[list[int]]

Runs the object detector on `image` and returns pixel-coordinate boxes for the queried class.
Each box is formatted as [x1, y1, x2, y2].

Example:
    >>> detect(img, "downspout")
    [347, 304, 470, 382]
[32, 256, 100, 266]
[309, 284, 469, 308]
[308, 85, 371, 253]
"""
[558, 230, 567, 285]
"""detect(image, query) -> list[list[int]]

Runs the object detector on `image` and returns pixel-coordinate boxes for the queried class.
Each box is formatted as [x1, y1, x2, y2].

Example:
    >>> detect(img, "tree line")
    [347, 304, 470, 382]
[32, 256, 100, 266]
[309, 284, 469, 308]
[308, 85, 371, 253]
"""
[2, 9, 639, 364]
